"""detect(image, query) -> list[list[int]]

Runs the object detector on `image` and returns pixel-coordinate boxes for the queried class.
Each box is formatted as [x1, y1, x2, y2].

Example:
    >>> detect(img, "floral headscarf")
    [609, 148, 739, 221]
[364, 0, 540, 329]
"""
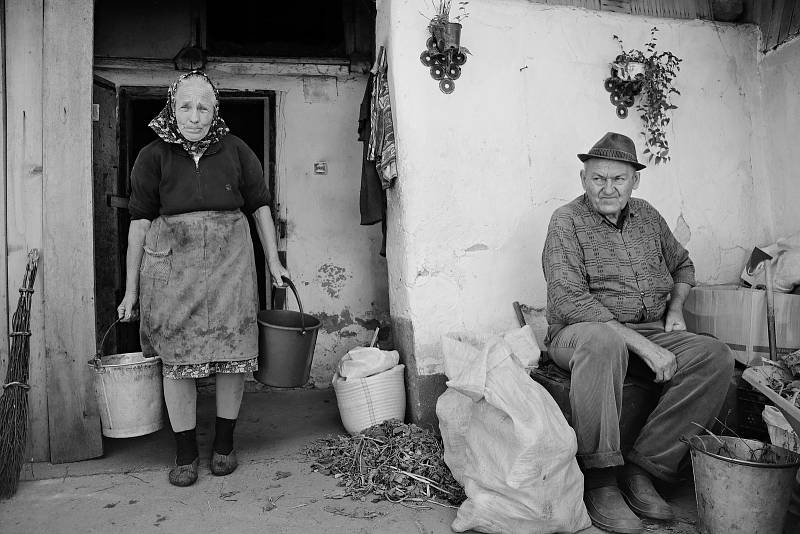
[148, 70, 229, 160]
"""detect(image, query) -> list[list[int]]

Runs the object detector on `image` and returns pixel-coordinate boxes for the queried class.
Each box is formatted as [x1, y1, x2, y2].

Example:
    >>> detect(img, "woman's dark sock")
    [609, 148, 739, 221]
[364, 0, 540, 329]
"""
[213, 416, 237, 455]
[174, 428, 198, 466]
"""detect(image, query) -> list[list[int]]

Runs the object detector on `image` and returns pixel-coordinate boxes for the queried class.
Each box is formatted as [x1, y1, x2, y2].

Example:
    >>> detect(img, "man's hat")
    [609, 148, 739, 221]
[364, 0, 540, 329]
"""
[577, 132, 646, 171]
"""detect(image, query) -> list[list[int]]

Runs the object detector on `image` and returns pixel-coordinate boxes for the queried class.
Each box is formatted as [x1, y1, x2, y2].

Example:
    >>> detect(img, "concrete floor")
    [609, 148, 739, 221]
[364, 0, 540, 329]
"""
[0, 388, 700, 534]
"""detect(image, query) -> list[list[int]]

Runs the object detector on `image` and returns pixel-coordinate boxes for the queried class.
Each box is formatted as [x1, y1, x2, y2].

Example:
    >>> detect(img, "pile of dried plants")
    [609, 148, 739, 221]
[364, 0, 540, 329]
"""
[306, 419, 465, 507]
[760, 374, 800, 409]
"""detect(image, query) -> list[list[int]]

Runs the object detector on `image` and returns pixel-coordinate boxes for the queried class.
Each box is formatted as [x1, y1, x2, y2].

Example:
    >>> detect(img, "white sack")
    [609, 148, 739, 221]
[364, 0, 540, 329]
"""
[741, 232, 800, 293]
[336, 346, 399, 379]
[502, 324, 541, 370]
[435, 388, 473, 484]
[438, 332, 590, 534]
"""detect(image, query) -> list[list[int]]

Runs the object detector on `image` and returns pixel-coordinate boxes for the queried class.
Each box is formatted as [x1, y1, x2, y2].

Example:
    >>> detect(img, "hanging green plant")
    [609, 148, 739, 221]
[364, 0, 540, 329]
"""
[607, 28, 682, 164]
[419, 1, 471, 94]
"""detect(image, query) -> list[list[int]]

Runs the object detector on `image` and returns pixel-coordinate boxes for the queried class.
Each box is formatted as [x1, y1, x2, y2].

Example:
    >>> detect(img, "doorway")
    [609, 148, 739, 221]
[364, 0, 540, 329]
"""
[93, 87, 277, 354]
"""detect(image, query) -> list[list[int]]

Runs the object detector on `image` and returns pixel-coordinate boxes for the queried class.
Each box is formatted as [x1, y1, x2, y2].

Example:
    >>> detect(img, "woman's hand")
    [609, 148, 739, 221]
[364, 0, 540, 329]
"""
[117, 291, 139, 322]
[270, 262, 291, 288]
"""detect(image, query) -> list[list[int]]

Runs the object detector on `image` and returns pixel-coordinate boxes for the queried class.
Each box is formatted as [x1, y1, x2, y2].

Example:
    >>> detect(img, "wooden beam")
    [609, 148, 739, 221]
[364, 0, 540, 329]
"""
[790, 2, 800, 39]
[93, 56, 350, 77]
[42, 0, 102, 463]
[766, 0, 788, 49]
[5, 0, 48, 462]
[779, 0, 799, 44]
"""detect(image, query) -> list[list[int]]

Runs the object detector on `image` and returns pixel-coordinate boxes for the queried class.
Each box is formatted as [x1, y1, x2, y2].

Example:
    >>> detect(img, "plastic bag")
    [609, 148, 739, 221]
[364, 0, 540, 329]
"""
[336, 346, 399, 379]
[437, 332, 590, 534]
[763, 405, 800, 452]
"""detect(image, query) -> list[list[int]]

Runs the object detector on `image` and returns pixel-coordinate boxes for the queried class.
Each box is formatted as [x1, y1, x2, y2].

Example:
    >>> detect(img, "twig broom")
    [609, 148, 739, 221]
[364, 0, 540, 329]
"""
[0, 249, 40, 499]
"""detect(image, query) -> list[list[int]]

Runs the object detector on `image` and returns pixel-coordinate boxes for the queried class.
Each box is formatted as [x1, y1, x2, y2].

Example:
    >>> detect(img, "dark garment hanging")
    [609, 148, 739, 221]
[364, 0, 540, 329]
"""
[358, 73, 387, 256]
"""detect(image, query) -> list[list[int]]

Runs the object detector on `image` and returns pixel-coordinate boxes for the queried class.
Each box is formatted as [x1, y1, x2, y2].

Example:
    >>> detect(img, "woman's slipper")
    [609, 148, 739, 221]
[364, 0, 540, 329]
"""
[168, 457, 199, 487]
[211, 450, 238, 476]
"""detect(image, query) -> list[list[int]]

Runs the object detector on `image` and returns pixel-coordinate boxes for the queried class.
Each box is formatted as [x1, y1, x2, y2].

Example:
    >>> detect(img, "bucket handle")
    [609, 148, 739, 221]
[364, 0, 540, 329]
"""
[274, 276, 310, 336]
[89, 317, 123, 371]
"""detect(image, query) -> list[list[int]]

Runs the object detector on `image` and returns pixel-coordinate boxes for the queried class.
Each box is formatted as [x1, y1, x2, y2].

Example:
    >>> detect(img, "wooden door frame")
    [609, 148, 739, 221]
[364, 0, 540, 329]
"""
[43, 0, 103, 463]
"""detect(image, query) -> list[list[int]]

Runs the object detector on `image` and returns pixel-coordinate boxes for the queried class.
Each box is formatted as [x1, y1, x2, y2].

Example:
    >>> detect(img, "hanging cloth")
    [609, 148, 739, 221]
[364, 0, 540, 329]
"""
[359, 73, 384, 226]
[367, 50, 398, 189]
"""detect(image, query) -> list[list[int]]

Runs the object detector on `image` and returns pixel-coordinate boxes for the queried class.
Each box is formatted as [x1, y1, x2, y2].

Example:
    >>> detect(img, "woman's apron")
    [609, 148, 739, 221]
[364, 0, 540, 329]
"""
[139, 210, 259, 367]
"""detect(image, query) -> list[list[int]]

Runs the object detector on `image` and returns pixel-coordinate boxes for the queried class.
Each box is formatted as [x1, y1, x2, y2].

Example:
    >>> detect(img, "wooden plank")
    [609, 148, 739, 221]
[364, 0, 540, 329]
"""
[766, 0, 788, 49]
[778, 0, 798, 43]
[760, 0, 784, 51]
[93, 56, 350, 77]
[42, 0, 102, 463]
[601, 0, 632, 14]
[695, 0, 712, 19]
[791, 1, 800, 38]
[92, 77, 119, 354]
[5, 0, 48, 462]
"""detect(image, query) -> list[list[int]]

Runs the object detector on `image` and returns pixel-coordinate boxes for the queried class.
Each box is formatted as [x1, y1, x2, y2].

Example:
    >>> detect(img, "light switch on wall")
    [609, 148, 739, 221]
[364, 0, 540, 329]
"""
[314, 161, 328, 175]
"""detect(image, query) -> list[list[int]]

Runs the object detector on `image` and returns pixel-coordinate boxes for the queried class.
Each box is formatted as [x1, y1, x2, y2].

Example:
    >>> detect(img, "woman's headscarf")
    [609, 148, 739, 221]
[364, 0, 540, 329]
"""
[148, 70, 229, 159]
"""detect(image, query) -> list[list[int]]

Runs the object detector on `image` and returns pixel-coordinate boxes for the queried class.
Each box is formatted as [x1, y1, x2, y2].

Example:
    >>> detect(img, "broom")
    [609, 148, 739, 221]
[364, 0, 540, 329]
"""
[0, 249, 40, 499]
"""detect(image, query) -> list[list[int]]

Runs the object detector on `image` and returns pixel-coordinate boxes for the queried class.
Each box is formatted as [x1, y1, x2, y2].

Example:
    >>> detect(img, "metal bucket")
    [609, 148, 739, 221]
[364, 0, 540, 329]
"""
[686, 435, 800, 534]
[254, 277, 321, 388]
[88, 319, 164, 438]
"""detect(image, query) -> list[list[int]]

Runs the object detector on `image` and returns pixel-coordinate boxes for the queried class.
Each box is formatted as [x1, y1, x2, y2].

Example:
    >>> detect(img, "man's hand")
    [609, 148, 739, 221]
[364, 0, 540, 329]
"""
[664, 308, 686, 332]
[606, 320, 678, 383]
[637, 344, 678, 383]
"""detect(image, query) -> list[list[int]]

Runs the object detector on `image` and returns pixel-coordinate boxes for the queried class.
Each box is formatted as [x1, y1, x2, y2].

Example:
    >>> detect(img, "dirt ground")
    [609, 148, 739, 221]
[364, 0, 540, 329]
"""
[0, 388, 700, 534]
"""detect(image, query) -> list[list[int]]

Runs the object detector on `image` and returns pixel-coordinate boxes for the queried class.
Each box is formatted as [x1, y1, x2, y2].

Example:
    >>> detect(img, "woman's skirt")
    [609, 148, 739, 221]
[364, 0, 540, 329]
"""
[139, 210, 259, 378]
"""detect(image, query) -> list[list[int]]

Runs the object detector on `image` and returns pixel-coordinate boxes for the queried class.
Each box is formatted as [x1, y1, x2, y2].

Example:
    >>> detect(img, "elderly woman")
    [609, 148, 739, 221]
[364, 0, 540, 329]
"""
[117, 70, 289, 487]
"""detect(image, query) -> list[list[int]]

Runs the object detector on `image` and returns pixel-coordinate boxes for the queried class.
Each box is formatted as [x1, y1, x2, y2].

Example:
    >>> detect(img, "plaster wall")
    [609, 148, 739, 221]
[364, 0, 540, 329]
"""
[95, 27, 388, 386]
[379, 0, 768, 375]
[759, 36, 800, 240]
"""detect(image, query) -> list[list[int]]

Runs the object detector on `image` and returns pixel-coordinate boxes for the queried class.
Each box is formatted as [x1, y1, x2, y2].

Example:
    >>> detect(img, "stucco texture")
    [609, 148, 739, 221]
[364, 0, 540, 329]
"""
[379, 0, 770, 374]
[759, 36, 800, 240]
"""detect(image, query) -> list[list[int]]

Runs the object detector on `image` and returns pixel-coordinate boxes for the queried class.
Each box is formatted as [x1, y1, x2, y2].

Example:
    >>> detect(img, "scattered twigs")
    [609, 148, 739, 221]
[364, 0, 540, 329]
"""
[690, 422, 724, 446]
[306, 419, 466, 506]
[690, 420, 782, 464]
[387, 466, 455, 496]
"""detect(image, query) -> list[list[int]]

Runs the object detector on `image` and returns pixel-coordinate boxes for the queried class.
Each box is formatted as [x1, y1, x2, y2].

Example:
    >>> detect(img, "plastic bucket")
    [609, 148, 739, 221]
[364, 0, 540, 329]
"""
[686, 435, 800, 533]
[254, 277, 321, 387]
[332, 364, 406, 435]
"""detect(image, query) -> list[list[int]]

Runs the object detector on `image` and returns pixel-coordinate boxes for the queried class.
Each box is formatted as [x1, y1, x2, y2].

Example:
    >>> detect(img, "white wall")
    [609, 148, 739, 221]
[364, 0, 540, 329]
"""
[379, 0, 769, 374]
[95, 19, 388, 386]
[759, 36, 800, 240]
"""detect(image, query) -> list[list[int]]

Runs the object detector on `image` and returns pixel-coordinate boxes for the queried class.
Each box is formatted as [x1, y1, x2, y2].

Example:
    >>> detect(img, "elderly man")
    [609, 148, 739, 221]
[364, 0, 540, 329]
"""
[542, 132, 734, 534]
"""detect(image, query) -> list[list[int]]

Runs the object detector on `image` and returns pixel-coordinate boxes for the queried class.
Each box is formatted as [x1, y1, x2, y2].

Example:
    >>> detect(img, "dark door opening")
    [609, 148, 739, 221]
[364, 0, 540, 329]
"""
[103, 88, 276, 353]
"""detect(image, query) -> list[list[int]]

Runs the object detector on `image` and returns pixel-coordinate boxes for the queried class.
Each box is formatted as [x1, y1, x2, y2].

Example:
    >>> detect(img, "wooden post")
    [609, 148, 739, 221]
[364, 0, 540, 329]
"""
[5, 0, 48, 462]
[42, 0, 102, 463]
[0, 1, 8, 389]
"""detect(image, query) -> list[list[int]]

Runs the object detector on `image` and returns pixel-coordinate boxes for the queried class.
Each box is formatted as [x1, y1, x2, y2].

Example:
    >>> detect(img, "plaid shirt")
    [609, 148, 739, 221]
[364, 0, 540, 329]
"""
[542, 195, 695, 340]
